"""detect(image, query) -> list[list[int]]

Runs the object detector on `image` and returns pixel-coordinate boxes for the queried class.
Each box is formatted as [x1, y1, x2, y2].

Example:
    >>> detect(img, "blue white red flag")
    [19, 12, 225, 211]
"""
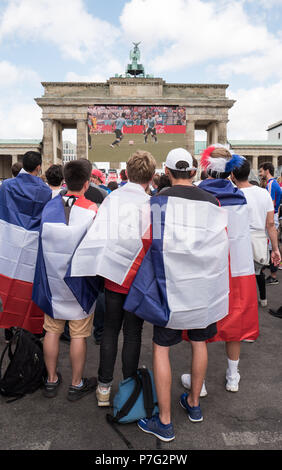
[65, 182, 151, 302]
[191, 178, 259, 342]
[0, 172, 51, 333]
[124, 193, 229, 329]
[32, 194, 100, 320]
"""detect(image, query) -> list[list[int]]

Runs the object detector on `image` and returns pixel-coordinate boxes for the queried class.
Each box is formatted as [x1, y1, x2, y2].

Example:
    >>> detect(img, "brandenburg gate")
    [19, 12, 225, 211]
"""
[35, 78, 235, 170]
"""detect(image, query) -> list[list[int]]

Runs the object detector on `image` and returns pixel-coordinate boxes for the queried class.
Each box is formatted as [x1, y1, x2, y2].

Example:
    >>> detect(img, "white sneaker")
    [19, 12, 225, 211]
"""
[181, 374, 208, 397]
[226, 370, 240, 392]
[259, 299, 267, 307]
[96, 385, 111, 406]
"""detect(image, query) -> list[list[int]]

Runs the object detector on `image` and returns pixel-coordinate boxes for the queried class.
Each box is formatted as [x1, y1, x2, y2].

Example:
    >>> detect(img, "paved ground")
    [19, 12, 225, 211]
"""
[0, 269, 281, 455]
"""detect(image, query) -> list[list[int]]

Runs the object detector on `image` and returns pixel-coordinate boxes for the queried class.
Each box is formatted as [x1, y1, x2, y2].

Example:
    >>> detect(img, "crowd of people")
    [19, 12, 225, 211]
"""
[0, 145, 281, 443]
[87, 105, 186, 132]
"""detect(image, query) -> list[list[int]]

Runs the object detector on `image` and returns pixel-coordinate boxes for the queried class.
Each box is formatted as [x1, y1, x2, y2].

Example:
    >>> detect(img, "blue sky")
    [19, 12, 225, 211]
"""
[1, 0, 282, 142]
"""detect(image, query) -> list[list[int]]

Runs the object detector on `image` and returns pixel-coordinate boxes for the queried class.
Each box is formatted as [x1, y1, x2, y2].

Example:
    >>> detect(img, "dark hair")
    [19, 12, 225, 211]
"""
[64, 159, 91, 191]
[22, 151, 42, 173]
[232, 159, 250, 181]
[259, 162, 274, 176]
[120, 169, 127, 181]
[122, 113, 126, 118]
[107, 181, 118, 191]
[250, 180, 259, 186]
[45, 164, 64, 187]
[168, 157, 198, 180]
[152, 173, 160, 185]
[11, 162, 22, 177]
[200, 170, 208, 180]
[157, 174, 172, 191]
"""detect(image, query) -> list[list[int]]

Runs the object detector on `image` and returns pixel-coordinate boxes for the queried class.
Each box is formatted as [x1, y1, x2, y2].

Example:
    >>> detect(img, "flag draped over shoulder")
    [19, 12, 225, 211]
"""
[32, 194, 100, 320]
[124, 193, 230, 330]
[0, 173, 52, 333]
[65, 182, 151, 307]
[191, 178, 259, 342]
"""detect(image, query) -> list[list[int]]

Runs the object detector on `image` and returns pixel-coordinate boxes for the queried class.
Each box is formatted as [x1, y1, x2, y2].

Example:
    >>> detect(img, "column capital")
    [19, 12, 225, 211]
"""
[217, 118, 229, 124]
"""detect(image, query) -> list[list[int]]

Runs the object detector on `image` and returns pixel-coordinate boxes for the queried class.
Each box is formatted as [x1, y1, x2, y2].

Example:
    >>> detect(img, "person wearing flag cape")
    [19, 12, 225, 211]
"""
[123, 148, 230, 441]
[65, 150, 156, 407]
[181, 144, 259, 398]
[0, 151, 52, 335]
[32, 159, 99, 400]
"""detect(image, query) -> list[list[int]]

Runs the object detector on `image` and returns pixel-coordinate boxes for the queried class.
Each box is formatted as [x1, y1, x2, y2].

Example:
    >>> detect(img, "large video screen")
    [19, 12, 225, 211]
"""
[87, 105, 187, 166]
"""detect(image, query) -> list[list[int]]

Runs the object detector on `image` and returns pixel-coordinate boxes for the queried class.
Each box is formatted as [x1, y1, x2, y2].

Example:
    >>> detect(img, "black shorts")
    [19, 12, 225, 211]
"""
[146, 127, 156, 136]
[153, 322, 217, 347]
[115, 129, 123, 139]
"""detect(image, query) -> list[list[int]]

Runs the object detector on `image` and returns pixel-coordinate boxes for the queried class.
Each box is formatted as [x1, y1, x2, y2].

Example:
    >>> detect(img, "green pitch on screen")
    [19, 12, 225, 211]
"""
[88, 133, 188, 165]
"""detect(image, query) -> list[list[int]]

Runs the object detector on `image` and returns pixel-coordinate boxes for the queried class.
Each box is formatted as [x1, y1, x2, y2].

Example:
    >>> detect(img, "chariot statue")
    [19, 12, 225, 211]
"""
[126, 42, 145, 77]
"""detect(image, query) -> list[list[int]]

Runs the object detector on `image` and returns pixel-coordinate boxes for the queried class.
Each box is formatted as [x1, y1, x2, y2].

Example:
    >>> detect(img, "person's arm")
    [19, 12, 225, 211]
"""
[266, 210, 281, 266]
[268, 180, 277, 209]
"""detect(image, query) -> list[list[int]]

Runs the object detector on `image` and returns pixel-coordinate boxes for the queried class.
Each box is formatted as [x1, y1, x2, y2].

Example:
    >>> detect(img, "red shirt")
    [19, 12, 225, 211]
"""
[104, 279, 129, 294]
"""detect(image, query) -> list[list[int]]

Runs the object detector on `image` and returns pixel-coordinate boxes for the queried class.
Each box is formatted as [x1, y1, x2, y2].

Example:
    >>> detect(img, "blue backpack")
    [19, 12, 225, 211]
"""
[106, 368, 159, 448]
[113, 367, 159, 423]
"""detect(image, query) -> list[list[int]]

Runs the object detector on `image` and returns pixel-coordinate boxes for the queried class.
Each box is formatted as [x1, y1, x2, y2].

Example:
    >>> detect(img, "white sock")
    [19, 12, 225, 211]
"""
[73, 379, 83, 388]
[227, 358, 239, 376]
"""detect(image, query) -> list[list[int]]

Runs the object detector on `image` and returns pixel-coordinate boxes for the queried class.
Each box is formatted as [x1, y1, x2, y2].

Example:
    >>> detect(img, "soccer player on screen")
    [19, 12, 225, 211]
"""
[110, 113, 126, 148]
[144, 114, 158, 144]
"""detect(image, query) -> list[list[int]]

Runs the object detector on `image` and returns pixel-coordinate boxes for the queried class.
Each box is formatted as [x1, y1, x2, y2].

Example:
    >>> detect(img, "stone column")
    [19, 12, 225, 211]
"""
[211, 122, 218, 144]
[186, 119, 195, 156]
[217, 121, 228, 145]
[207, 122, 218, 145]
[51, 121, 63, 163]
[42, 118, 54, 171]
[76, 119, 88, 160]
[252, 155, 258, 171]
[206, 125, 212, 146]
[272, 155, 278, 170]
[11, 154, 18, 165]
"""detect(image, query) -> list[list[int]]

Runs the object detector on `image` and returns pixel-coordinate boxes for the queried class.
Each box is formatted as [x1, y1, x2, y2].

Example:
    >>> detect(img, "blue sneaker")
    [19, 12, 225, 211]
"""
[180, 393, 203, 422]
[137, 414, 175, 442]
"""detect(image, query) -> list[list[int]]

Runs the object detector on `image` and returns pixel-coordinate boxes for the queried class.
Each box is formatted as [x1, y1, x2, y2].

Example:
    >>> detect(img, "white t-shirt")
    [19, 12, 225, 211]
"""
[240, 185, 274, 232]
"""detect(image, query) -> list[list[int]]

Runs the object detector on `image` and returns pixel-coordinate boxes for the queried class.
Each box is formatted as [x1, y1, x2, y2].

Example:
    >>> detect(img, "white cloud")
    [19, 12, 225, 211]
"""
[0, 101, 42, 139]
[228, 80, 282, 139]
[0, 0, 281, 145]
[0, 59, 42, 139]
[119, 0, 274, 74]
[0, 60, 39, 86]
[218, 41, 282, 81]
[66, 58, 124, 82]
[0, 0, 120, 62]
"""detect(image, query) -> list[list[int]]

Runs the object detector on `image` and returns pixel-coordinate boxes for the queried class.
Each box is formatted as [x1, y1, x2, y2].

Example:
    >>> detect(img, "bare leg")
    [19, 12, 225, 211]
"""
[153, 343, 171, 425]
[43, 332, 60, 383]
[70, 337, 87, 386]
[188, 341, 208, 407]
[225, 341, 240, 361]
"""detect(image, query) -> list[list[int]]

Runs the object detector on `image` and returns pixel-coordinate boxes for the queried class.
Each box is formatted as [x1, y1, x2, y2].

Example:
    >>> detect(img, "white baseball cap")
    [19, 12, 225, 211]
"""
[165, 148, 196, 171]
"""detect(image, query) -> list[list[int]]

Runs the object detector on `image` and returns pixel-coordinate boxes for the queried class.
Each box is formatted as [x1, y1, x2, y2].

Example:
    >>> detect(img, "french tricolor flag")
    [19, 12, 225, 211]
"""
[124, 194, 230, 330]
[32, 194, 100, 320]
[0, 172, 51, 333]
[65, 182, 152, 302]
[195, 178, 259, 342]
